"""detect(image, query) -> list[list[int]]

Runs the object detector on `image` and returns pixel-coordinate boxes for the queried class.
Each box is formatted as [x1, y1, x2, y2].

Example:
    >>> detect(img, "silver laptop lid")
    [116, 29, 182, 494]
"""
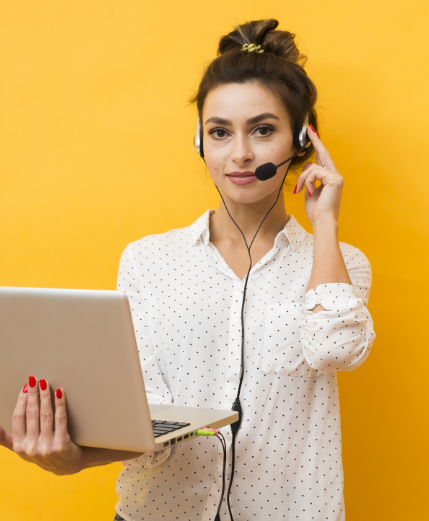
[0, 287, 156, 452]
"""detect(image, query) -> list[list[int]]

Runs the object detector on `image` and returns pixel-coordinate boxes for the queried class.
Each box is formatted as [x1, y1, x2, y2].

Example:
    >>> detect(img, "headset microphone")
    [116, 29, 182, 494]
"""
[254, 145, 307, 181]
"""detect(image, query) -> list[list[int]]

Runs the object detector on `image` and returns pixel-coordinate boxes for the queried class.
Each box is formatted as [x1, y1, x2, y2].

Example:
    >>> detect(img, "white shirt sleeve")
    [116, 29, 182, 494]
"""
[117, 243, 173, 468]
[298, 245, 376, 374]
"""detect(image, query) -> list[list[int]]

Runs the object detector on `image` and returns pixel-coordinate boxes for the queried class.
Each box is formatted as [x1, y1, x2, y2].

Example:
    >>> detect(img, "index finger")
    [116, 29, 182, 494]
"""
[25, 376, 40, 441]
[307, 125, 338, 173]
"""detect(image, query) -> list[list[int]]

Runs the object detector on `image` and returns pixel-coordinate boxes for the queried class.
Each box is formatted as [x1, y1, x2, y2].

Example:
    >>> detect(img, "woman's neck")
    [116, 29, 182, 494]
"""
[209, 190, 289, 247]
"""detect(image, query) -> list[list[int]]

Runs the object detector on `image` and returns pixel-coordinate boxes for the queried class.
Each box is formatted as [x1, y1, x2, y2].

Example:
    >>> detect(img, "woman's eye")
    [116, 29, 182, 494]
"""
[209, 128, 229, 139]
[254, 125, 274, 136]
[208, 125, 274, 139]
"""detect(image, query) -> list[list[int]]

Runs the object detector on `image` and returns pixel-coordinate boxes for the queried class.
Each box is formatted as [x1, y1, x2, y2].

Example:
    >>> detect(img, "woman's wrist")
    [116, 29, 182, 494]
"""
[311, 216, 339, 234]
[307, 215, 351, 292]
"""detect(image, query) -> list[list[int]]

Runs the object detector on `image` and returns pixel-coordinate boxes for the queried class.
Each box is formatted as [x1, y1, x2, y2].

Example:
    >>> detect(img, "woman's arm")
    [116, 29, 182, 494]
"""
[0, 244, 176, 475]
[118, 244, 173, 405]
[293, 126, 375, 372]
[295, 125, 352, 312]
[308, 219, 352, 292]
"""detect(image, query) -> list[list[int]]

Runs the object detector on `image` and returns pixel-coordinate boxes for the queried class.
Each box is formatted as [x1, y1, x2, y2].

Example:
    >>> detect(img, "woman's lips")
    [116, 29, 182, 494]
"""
[226, 171, 257, 185]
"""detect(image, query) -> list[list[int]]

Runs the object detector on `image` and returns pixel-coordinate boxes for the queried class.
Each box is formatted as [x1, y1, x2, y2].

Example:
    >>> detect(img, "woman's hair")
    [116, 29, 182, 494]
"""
[191, 19, 318, 171]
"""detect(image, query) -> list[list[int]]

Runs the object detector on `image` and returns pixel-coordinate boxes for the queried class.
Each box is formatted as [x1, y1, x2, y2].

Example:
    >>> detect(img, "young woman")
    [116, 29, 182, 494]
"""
[0, 19, 375, 521]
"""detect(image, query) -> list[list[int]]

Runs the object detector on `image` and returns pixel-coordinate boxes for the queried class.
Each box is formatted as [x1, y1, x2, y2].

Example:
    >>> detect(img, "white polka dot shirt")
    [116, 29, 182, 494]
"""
[115, 210, 376, 521]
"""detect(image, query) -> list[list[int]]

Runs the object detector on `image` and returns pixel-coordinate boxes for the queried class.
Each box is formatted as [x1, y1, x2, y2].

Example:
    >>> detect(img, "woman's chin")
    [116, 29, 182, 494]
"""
[219, 183, 281, 205]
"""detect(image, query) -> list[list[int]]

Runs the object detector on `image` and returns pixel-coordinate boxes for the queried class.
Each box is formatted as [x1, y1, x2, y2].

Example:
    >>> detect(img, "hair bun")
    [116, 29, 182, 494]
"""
[218, 19, 306, 66]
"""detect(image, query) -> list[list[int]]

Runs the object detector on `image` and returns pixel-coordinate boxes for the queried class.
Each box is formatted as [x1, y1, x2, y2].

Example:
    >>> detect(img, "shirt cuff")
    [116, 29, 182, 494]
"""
[305, 283, 358, 311]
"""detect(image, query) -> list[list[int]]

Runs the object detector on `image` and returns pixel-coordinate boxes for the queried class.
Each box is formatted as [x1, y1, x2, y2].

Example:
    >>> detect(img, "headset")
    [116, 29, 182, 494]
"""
[194, 115, 313, 521]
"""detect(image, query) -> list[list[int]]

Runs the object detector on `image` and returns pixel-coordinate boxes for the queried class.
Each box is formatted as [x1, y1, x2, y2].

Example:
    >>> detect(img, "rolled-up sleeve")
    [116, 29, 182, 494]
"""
[298, 244, 376, 374]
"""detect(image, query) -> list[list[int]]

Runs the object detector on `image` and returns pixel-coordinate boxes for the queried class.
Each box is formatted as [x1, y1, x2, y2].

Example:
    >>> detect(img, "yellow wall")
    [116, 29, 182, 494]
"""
[1, 1, 427, 519]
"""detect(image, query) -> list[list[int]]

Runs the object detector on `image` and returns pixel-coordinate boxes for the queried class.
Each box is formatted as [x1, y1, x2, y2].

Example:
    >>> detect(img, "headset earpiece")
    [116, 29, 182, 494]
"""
[194, 117, 204, 160]
[295, 117, 311, 151]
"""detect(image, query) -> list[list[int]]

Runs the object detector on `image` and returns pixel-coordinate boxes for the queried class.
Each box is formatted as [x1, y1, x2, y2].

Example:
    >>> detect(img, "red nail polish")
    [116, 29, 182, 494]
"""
[23, 384, 28, 394]
[40, 379, 47, 391]
[308, 189, 312, 196]
[309, 124, 316, 133]
[316, 131, 320, 138]
[29, 376, 36, 388]
[56, 389, 62, 399]
[294, 184, 297, 194]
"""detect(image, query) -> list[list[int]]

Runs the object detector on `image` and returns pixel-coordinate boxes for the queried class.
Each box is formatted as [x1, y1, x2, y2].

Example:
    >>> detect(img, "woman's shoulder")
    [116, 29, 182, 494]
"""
[120, 210, 211, 262]
[337, 240, 372, 273]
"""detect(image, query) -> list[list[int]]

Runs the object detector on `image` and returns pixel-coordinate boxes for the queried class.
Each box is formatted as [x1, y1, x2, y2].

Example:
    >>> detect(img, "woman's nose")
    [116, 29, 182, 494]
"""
[230, 134, 254, 165]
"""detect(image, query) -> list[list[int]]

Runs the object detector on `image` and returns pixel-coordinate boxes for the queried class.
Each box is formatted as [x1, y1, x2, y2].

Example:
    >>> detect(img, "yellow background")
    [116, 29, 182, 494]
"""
[1, 1, 427, 519]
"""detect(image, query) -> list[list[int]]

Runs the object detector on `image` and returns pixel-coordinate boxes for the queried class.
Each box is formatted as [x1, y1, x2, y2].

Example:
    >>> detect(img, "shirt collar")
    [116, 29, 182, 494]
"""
[190, 209, 213, 246]
[273, 214, 308, 251]
[191, 210, 307, 251]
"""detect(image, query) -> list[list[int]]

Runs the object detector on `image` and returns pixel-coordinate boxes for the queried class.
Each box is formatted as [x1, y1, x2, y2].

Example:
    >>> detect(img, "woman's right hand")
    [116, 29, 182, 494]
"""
[0, 377, 84, 475]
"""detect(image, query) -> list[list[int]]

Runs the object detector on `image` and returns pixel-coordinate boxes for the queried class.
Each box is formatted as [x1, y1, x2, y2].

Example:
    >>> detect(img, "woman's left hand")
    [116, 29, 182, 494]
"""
[295, 125, 344, 225]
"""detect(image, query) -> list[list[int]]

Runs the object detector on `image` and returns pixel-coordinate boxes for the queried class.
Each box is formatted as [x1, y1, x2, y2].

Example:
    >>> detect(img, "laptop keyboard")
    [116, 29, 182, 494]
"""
[151, 420, 191, 438]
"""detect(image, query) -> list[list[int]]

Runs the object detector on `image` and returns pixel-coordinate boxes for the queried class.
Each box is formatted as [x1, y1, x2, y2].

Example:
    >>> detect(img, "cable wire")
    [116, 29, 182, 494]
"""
[214, 154, 298, 521]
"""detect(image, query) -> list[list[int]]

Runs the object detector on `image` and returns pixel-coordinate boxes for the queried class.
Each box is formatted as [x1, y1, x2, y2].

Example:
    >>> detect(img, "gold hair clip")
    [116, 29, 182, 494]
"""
[241, 44, 264, 53]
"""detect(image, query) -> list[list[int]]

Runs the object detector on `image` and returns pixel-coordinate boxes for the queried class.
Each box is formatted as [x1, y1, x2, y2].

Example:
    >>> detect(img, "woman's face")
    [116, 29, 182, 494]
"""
[202, 82, 297, 204]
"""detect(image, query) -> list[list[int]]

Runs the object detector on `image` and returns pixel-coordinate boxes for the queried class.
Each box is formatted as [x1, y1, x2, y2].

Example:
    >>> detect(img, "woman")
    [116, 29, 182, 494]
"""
[0, 19, 375, 521]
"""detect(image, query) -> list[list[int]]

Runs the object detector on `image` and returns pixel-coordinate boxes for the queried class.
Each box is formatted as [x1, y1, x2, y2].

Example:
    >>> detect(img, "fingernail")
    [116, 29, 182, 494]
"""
[56, 389, 63, 399]
[40, 379, 47, 391]
[29, 376, 36, 388]
[294, 184, 297, 194]
[23, 384, 28, 393]
[309, 124, 316, 133]
[308, 189, 312, 196]
[316, 131, 320, 138]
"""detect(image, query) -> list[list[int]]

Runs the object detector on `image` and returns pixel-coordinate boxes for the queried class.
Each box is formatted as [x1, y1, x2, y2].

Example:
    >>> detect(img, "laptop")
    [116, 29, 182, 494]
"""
[0, 287, 238, 452]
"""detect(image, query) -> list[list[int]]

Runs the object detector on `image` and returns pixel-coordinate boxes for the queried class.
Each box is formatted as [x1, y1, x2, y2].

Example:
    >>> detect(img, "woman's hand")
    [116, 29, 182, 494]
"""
[295, 125, 344, 225]
[7, 377, 84, 475]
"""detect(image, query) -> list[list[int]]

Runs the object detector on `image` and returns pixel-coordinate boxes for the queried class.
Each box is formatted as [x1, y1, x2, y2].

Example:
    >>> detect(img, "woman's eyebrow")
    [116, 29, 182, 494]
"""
[205, 116, 232, 125]
[204, 113, 280, 126]
[246, 112, 280, 125]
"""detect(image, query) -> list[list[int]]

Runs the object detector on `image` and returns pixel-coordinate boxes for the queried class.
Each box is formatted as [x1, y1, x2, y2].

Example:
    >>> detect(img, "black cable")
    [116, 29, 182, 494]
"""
[214, 153, 299, 521]
[215, 178, 286, 404]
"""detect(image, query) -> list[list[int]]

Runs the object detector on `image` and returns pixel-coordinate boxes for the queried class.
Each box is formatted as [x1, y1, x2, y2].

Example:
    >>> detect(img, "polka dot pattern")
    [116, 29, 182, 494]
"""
[115, 210, 376, 521]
